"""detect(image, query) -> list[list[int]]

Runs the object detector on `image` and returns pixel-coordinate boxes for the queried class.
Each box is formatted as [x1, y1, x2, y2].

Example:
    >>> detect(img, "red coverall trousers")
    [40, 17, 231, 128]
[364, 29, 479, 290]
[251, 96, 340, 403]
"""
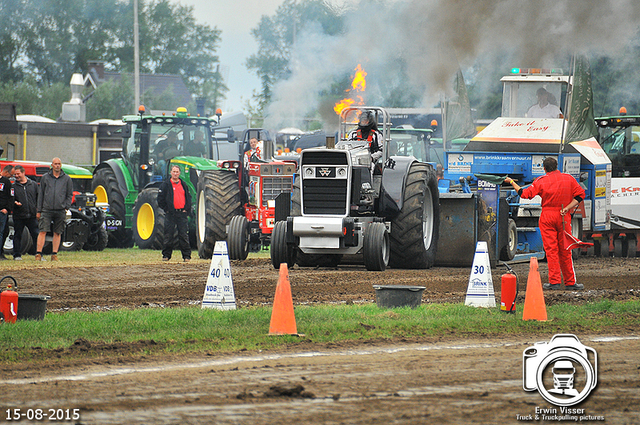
[539, 208, 576, 286]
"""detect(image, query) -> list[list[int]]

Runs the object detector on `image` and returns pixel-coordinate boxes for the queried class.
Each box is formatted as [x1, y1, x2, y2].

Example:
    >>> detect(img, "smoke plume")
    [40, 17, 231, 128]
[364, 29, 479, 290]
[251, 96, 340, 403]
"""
[264, 0, 640, 130]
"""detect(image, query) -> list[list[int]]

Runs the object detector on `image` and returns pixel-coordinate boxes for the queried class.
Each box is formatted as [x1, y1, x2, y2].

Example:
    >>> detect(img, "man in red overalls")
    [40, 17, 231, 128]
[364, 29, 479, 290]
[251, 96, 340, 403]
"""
[506, 157, 585, 290]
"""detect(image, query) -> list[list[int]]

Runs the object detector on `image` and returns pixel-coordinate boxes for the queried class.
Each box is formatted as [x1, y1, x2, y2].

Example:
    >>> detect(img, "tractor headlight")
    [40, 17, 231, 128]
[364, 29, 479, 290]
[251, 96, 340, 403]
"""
[304, 167, 314, 177]
[337, 167, 347, 177]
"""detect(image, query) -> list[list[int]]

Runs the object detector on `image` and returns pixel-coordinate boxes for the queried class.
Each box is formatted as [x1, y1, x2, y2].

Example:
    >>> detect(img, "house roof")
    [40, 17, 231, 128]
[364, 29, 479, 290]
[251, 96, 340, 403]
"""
[103, 72, 193, 107]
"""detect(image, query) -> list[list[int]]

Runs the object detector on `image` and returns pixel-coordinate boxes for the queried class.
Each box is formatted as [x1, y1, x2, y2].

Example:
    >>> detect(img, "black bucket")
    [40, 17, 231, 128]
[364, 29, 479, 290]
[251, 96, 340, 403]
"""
[373, 285, 425, 309]
[17, 294, 51, 320]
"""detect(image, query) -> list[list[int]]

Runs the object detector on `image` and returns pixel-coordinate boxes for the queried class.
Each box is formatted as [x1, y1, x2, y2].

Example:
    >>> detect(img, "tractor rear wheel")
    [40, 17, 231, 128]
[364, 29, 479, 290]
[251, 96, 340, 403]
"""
[228, 215, 249, 260]
[363, 222, 390, 271]
[389, 163, 439, 269]
[133, 188, 172, 250]
[271, 220, 296, 269]
[196, 171, 242, 259]
[92, 167, 132, 247]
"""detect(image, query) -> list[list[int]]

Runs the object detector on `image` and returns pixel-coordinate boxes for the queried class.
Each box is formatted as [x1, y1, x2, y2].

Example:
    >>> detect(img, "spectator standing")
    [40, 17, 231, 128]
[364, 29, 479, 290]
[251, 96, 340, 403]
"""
[12, 165, 39, 260]
[0, 165, 14, 260]
[35, 158, 73, 261]
[157, 165, 191, 262]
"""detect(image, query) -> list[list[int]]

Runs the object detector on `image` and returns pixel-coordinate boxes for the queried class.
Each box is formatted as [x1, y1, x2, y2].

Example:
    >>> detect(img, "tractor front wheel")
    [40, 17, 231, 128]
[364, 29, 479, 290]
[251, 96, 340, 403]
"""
[227, 215, 249, 260]
[133, 188, 172, 250]
[363, 222, 390, 271]
[271, 220, 296, 269]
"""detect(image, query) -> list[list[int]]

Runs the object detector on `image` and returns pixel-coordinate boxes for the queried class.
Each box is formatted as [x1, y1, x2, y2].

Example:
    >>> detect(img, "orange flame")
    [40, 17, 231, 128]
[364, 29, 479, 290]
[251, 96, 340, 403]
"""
[334, 64, 367, 115]
[351, 64, 367, 91]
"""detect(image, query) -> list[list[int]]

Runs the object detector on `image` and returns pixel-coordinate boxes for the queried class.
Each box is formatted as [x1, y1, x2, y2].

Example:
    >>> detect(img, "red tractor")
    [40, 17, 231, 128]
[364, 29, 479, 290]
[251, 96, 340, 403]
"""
[226, 129, 296, 260]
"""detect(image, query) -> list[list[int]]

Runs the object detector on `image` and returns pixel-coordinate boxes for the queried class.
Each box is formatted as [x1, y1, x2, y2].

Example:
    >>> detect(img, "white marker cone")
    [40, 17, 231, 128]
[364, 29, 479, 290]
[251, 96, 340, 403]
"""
[202, 241, 237, 310]
[464, 241, 496, 308]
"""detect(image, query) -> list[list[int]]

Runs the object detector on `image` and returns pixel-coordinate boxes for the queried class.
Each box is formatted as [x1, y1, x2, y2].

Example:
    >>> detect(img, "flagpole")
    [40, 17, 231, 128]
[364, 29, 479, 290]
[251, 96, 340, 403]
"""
[134, 0, 140, 112]
[559, 54, 576, 155]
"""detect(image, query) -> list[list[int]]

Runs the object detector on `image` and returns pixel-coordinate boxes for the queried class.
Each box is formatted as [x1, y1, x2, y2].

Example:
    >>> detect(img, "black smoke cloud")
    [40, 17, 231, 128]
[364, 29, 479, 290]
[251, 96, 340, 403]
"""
[264, 0, 640, 130]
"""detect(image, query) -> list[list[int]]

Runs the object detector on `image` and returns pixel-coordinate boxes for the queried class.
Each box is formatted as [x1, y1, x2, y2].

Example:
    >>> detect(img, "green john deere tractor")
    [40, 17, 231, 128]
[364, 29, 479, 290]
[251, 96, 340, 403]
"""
[92, 106, 242, 258]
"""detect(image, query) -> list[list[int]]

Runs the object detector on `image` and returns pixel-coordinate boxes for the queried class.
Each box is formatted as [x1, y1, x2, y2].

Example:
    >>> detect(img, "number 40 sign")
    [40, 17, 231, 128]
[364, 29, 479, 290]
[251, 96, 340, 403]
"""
[201, 241, 237, 310]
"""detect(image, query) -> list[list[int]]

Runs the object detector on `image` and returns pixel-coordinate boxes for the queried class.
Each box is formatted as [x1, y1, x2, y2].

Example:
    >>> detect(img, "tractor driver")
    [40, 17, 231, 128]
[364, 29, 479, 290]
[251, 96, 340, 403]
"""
[244, 137, 262, 167]
[348, 110, 384, 165]
[527, 87, 562, 119]
[154, 131, 181, 162]
[348, 110, 383, 204]
[184, 130, 206, 157]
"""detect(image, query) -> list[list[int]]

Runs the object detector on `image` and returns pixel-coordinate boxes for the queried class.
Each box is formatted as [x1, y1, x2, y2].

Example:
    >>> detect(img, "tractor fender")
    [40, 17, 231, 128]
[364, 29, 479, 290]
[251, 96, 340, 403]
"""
[379, 155, 418, 217]
[141, 181, 163, 191]
[94, 160, 131, 200]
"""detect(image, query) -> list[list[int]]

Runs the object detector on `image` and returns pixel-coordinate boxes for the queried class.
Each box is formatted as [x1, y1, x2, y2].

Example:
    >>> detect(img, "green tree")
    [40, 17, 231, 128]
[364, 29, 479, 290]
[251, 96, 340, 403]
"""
[247, 0, 344, 113]
[85, 76, 134, 122]
[0, 78, 40, 116]
[0, 0, 26, 82]
[141, 0, 226, 103]
[2, 0, 226, 117]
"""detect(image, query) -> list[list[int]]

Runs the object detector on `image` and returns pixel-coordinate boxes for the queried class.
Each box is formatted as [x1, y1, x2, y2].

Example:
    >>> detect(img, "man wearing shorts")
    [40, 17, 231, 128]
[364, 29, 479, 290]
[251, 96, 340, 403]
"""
[35, 157, 73, 261]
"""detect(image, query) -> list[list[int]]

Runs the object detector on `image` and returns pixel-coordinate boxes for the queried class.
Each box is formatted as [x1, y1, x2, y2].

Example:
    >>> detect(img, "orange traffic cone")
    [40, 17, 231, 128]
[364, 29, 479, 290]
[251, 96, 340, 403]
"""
[522, 257, 547, 321]
[269, 263, 298, 335]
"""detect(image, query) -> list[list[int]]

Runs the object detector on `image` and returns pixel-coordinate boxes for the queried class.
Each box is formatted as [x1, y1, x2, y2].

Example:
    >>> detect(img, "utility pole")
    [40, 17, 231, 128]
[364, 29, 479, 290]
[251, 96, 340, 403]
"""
[134, 0, 140, 111]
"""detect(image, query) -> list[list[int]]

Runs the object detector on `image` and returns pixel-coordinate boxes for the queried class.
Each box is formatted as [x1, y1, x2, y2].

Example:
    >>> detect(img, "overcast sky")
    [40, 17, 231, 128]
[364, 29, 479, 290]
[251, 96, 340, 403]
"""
[173, 0, 285, 112]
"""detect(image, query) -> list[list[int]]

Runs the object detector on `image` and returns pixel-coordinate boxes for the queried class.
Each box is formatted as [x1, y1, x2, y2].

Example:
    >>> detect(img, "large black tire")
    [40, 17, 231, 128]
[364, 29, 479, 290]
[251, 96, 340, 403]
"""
[500, 218, 517, 261]
[389, 163, 440, 269]
[59, 239, 84, 252]
[595, 238, 610, 257]
[92, 167, 132, 248]
[271, 220, 296, 269]
[59, 219, 88, 252]
[133, 188, 172, 250]
[84, 226, 108, 251]
[3, 223, 33, 256]
[196, 171, 242, 259]
[363, 222, 390, 271]
[228, 215, 249, 260]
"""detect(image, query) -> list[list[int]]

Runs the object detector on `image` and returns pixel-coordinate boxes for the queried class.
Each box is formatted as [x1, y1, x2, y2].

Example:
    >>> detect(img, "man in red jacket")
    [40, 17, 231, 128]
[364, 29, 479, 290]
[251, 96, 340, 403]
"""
[157, 165, 191, 262]
[506, 157, 585, 290]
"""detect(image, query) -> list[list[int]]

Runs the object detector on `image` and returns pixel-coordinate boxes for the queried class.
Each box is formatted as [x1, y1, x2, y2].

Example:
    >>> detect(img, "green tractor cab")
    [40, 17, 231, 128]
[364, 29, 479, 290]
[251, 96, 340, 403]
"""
[92, 106, 242, 258]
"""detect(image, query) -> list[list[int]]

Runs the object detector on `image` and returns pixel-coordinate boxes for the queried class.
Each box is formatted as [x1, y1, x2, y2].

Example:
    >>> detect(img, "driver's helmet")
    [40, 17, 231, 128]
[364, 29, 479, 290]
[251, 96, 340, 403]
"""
[358, 110, 377, 132]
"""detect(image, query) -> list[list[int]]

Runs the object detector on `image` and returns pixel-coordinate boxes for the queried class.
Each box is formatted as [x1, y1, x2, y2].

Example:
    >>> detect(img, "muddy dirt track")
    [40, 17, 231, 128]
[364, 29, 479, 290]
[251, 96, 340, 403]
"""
[8, 255, 640, 311]
[1, 255, 639, 424]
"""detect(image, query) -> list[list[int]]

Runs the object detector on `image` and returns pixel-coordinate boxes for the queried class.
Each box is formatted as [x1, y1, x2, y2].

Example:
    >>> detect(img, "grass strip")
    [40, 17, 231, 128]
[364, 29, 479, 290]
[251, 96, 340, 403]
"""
[0, 299, 638, 363]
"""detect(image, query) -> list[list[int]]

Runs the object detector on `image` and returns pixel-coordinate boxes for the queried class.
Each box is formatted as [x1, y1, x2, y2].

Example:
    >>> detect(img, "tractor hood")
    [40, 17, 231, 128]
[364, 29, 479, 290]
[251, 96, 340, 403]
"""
[464, 116, 610, 167]
[465, 117, 565, 153]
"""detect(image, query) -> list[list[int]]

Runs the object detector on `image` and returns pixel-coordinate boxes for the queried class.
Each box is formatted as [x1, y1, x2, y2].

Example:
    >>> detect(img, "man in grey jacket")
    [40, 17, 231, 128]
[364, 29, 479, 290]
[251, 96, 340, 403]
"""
[35, 157, 73, 261]
[12, 165, 39, 260]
